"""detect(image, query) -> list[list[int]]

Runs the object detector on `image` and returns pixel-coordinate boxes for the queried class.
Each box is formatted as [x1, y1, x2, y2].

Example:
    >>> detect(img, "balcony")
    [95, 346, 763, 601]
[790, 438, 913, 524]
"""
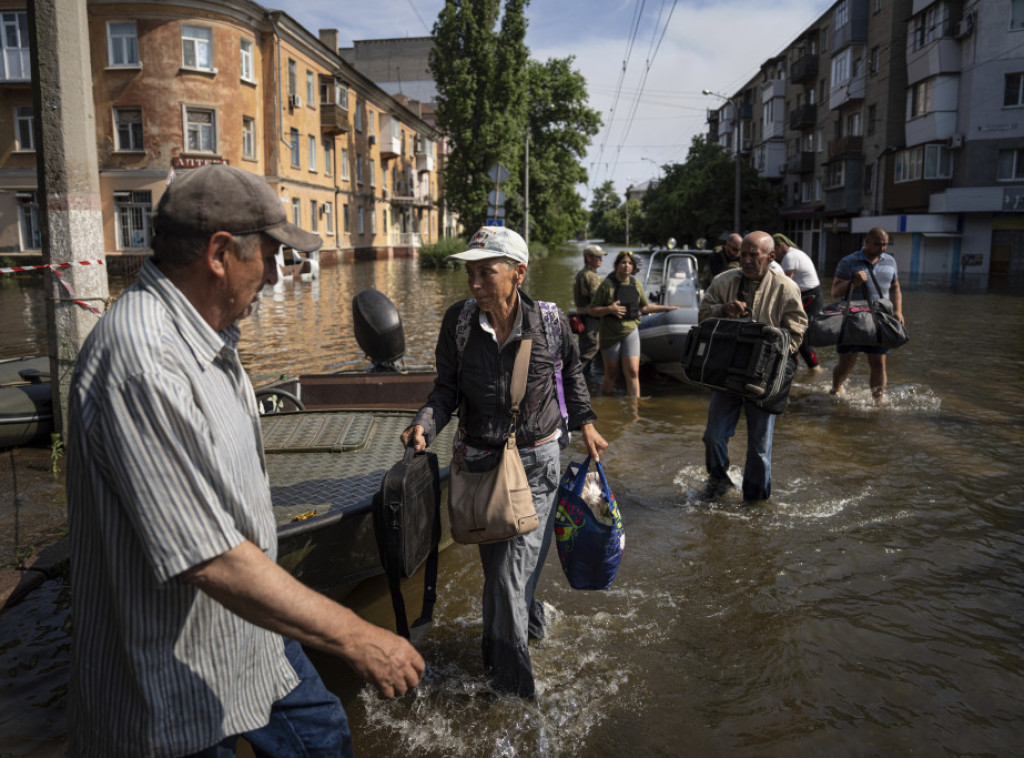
[320, 103, 350, 134]
[786, 151, 816, 174]
[829, 72, 865, 110]
[791, 53, 818, 84]
[416, 152, 435, 173]
[762, 78, 784, 103]
[790, 103, 817, 131]
[828, 135, 863, 159]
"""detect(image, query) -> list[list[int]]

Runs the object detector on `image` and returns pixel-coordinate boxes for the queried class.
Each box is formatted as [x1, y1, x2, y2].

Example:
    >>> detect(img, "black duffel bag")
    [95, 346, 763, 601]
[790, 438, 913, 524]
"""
[807, 267, 908, 349]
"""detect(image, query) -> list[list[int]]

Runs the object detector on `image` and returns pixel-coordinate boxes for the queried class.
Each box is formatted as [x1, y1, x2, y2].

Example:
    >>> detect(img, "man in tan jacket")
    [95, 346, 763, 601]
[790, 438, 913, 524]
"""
[697, 231, 807, 502]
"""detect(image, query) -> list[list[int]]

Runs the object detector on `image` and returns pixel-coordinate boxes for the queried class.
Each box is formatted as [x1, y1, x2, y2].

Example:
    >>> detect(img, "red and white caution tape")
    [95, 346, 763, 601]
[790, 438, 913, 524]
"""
[0, 260, 105, 275]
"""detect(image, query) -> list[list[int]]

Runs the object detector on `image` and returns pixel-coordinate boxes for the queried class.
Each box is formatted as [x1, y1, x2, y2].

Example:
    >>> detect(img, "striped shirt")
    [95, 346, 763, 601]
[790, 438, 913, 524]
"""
[66, 259, 296, 757]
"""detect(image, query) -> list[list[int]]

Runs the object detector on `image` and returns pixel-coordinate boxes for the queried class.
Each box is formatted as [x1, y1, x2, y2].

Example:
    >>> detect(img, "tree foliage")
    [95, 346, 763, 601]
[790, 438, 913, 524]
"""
[522, 56, 602, 246]
[587, 180, 620, 238]
[642, 136, 784, 247]
[430, 0, 530, 233]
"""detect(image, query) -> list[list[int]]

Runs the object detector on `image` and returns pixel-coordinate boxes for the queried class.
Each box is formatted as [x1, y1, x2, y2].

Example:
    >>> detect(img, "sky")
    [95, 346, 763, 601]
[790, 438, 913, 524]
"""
[272, 0, 835, 205]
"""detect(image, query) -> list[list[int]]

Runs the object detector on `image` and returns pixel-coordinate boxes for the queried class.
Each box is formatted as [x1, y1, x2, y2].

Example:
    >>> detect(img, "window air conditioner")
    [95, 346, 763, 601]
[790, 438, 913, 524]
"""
[368, 135, 377, 146]
[288, 94, 302, 108]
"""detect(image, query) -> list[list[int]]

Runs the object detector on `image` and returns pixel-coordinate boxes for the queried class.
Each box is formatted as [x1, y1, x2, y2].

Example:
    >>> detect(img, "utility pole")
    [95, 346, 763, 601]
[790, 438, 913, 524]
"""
[524, 131, 530, 244]
[624, 178, 634, 246]
[28, 0, 109, 438]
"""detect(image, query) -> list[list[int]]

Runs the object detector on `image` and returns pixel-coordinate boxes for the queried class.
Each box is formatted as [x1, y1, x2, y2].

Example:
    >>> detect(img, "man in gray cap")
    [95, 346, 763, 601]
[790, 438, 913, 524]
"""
[66, 164, 423, 757]
[572, 243, 607, 374]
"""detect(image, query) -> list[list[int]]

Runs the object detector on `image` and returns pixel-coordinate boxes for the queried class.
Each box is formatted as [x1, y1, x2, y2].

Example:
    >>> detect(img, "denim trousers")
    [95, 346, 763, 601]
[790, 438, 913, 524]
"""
[703, 391, 776, 501]
[478, 438, 561, 698]
[180, 638, 352, 758]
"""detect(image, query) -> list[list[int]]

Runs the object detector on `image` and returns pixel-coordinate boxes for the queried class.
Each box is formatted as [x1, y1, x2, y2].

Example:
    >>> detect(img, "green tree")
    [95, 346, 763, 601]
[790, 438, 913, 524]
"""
[430, 0, 530, 232]
[642, 136, 783, 246]
[587, 181, 620, 240]
[599, 198, 643, 244]
[522, 56, 602, 246]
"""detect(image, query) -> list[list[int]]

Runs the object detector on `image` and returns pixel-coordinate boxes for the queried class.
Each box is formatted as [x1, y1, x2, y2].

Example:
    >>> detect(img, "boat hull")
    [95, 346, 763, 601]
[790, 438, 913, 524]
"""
[638, 309, 697, 375]
[0, 357, 53, 449]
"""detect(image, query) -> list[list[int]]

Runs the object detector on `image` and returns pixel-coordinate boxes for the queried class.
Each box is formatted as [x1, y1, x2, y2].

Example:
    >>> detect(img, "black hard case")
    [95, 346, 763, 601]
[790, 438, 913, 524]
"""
[680, 318, 794, 411]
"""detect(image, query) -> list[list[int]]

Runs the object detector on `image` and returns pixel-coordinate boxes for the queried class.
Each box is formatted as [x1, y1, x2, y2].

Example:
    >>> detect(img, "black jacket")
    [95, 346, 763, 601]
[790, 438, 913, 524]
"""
[412, 291, 597, 450]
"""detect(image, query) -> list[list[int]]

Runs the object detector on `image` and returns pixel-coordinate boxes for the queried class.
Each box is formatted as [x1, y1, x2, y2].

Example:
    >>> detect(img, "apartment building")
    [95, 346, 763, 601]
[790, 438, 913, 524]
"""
[0, 0, 442, 262]
[708, 0, 1024, 286]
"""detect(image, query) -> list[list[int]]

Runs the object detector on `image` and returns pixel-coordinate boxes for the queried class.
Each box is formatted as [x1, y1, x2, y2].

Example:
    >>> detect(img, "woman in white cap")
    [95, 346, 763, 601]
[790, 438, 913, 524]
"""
[402, 226, 608, 698]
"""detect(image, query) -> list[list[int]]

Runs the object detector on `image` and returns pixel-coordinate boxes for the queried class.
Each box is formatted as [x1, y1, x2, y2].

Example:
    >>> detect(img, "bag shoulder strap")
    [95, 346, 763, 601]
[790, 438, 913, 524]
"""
[509, 337, 532, 414]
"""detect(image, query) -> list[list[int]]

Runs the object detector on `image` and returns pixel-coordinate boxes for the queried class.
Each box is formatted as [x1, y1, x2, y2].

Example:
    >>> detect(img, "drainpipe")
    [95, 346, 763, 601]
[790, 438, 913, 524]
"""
[265, 13, 286, 145]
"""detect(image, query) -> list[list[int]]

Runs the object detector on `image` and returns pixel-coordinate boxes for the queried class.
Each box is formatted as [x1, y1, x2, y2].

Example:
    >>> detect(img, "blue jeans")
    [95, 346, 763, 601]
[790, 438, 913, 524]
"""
[702, 391, 776, 501]
[180, 638, 352, 758]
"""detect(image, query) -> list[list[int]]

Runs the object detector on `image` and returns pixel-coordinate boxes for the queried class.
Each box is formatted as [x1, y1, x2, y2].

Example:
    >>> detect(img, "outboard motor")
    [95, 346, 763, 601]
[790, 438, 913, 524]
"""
[352, 289, 406, 372]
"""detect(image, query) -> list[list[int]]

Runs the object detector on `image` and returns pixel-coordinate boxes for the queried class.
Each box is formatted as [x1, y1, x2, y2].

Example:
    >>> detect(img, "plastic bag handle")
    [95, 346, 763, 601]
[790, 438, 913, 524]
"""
[573, 455, 613, 502]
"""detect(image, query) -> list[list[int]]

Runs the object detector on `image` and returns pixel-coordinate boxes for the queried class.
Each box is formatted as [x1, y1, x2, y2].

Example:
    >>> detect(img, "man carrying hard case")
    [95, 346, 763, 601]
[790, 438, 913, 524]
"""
[688, 232, 807, 502]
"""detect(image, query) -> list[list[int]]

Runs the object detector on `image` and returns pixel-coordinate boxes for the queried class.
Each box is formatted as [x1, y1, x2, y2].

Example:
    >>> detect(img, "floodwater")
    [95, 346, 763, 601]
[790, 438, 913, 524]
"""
[2, 245, 1024, 756]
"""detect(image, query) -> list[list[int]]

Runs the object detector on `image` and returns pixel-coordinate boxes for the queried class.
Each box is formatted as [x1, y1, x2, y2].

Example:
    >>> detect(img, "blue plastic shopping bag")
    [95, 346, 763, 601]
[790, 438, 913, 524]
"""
[554, 456, 624, 590]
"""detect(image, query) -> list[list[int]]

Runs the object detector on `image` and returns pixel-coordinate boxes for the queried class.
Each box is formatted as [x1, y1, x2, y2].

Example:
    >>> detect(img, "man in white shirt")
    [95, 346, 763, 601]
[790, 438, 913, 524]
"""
[773, 233, 821, 371]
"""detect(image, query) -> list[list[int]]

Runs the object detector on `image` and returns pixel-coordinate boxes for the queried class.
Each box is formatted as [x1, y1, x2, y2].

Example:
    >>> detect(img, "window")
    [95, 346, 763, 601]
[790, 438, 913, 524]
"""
[834, 0, 848, 30]
[290, 128, 300, 167]
[870, 47, 880, 75]
[335, 81, 349, 110]
[343, 203, 350, 233]
[1004, 73, 1024, 107]
[185, 107, 216, 152]
[369, 158, 375, 187]
[846, 111, 861, 137]
[324, 141, 333, 176]
[114, 192, 151, 248]
[815, 176, 822, 201]
[867, 104, 877, 135]
[107, 22, 139, 67]
[370, 207, 377, 234]
[14, 105, 33, 151]
[240, 38, 254, 82]
[16, 192, 40, 250]
[292, 198, 301, 226]
[306, 70, 314, 106]
[341, 148, 350, 180]
[308, 135, 317, 172]
[242, 116, 256, 160]
[310, 199, 318, 233]
[1, 12, 30, 81]
[181, 25, 213, 71]
[358, 207, 364, 235]
[826, 161, 845, 189]
[355, 103, 363, 132]
[864, 163, 874, 193]
[324, 202, 333, 234]
[114, 190, 152, 249]
[356, 155, 363, 184]
[923, 144, 952, 179]
[114, 107, 143, 151]
[816, 129, 824, 152]
[368, 111, 375, 137]
[831, 49, 850, 87]
[288, 59, 297, 96]
[909, 80, 932, 118]
[997, 149, 1024, 181]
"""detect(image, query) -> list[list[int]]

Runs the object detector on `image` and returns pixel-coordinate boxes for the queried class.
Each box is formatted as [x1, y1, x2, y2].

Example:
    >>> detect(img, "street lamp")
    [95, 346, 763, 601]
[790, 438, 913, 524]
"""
[703, 89, 742, 234]
[641, 156, 662, 179]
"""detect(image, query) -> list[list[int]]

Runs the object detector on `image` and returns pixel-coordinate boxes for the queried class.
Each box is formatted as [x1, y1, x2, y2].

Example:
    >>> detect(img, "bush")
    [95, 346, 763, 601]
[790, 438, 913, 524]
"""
[419, 237, 467, 268]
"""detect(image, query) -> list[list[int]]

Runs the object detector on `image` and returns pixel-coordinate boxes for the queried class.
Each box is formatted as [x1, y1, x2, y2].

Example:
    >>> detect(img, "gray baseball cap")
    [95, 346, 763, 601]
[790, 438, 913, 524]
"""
[154, 163, 322, 252]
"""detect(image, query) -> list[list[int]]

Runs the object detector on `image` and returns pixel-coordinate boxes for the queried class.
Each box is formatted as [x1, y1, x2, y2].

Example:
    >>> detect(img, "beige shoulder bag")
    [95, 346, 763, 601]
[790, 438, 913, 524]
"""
[448, 338, 539, 544]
